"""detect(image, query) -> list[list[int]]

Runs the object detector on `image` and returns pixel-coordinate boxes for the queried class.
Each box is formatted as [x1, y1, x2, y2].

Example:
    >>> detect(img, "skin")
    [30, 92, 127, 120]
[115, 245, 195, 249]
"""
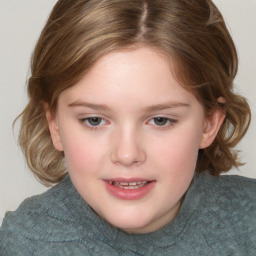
[47, 46, 225, 234]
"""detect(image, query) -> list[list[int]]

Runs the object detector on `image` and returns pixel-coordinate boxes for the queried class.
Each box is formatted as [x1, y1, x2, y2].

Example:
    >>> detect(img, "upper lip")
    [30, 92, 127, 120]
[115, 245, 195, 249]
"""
[104, 177, 154, 183]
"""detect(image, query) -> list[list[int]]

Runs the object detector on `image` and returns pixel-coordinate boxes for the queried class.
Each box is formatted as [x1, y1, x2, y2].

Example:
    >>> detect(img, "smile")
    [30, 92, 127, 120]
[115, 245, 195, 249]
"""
[108, 181, 149, 189]
[104, 179, 155, 200]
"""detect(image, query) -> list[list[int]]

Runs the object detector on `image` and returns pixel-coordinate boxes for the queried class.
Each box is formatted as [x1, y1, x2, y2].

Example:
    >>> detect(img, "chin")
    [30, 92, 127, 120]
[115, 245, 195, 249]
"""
[106, 213, 155, 234]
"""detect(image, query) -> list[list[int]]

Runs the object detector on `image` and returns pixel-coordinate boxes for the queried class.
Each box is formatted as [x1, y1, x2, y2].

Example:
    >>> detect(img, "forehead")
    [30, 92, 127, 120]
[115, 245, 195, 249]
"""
[58, 46, 200, 109]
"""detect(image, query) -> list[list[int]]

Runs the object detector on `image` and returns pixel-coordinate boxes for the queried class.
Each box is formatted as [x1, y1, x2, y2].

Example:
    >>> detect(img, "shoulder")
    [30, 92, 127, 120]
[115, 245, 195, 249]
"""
[0, 176, 86, 255]
[0, 175, 75, 230]
[196, 172, 256, 214]
[200, 172, 256, 202]
[193, 172, 256, 252]
[214, 174, 256, 225]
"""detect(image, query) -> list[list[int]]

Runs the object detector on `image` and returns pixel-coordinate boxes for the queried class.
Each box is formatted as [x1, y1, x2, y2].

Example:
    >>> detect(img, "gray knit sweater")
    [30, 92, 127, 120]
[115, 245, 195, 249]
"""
[0, 172, 256, 255]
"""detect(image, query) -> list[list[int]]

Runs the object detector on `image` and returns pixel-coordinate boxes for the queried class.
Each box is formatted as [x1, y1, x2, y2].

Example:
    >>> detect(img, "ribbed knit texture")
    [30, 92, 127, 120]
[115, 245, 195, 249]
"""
[0, 172, 256, 255]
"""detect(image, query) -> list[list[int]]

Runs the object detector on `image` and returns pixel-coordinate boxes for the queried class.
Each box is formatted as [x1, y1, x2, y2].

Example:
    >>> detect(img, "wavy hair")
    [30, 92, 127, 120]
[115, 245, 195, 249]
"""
[18, 0, 251, 186]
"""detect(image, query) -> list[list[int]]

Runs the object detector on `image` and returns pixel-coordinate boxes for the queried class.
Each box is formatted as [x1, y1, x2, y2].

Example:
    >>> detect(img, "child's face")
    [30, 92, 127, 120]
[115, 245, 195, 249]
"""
[47, 46, 222, 234]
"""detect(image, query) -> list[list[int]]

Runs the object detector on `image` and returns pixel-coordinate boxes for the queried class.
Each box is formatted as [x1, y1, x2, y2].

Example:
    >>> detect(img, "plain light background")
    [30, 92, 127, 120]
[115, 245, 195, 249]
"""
[0, 0, 256, 224]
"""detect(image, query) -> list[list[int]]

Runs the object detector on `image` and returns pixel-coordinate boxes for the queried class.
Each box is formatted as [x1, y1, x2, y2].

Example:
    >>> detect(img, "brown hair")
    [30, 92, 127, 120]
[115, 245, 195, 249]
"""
[18, 0, 251, 186]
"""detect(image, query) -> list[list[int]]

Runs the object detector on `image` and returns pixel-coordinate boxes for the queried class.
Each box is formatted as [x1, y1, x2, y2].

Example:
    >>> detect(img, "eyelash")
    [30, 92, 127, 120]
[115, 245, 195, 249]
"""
[79, 116, 177, 130]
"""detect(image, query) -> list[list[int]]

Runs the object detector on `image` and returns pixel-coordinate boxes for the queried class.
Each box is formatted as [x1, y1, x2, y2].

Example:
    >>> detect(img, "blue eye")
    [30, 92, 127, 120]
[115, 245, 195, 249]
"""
[148, 117, 176, 127]
[153, 117, 168, 126]
[87, 117, 103, 126]
[80, 117, 107, 128]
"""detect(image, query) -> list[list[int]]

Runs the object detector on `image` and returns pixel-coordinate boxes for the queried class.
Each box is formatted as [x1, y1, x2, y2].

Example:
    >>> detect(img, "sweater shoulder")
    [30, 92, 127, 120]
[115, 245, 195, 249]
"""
[202, 173, 256, 201]
[197, 172, 256, 211]
[0, 177, 79, 250]
[195, 173, 256, 247]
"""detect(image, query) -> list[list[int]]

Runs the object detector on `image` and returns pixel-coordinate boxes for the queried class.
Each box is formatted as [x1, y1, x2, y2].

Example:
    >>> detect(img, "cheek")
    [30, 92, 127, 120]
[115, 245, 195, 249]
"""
[152, 127, 202, 174]
[61, 132, 102, 173]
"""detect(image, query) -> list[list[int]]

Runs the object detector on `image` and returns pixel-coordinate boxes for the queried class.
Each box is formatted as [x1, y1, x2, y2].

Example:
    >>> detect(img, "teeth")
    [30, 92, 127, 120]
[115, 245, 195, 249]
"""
[127, 182, 136, 186]
[108, 181, 149, 189]
[120, 182, 129, 186]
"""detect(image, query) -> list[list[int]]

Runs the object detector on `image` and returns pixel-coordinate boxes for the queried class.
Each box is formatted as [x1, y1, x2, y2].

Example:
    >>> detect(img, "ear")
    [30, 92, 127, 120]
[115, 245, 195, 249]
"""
[45, 107, 64, 151]
[199, 99, 226, 149]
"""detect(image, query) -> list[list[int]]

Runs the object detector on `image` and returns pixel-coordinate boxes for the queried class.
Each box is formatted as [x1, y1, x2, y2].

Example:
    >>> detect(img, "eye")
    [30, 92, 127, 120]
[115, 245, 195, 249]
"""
[80, 117, 107, 128]
[87, 117, 103, 126]
[148, 117, 176, 127]
[152, 117, 168, 126]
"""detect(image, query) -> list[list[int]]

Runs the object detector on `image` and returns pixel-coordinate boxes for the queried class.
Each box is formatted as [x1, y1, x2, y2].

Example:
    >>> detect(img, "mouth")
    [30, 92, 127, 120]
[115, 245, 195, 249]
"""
[104, 179, 155, 200]
[108, 181, 150, 190]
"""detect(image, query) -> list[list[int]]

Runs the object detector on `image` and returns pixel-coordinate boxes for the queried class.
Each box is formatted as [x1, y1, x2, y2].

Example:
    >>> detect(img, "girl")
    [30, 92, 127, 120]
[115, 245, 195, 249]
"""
[1, 0, 255, 255]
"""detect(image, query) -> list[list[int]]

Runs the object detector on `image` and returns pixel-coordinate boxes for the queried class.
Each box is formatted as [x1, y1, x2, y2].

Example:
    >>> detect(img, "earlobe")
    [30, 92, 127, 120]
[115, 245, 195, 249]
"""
[45, 108, 64, 151]
[199, 106, 226, 149]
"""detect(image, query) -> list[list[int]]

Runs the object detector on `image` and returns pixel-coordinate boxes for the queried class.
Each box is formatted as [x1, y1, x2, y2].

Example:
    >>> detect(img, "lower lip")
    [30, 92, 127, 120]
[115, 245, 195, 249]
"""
[104, 181, 156, 200]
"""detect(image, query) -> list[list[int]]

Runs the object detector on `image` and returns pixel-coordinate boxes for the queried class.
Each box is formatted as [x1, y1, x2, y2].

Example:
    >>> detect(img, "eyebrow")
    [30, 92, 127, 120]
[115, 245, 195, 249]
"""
[68, 101, 111, 111]
[68, 101, 190, 112]
[144, 102, 190, 112]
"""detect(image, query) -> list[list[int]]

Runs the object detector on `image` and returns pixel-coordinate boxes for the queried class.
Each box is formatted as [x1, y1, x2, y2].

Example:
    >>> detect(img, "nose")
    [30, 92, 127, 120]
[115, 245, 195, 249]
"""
[110, 126, 146, 167]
